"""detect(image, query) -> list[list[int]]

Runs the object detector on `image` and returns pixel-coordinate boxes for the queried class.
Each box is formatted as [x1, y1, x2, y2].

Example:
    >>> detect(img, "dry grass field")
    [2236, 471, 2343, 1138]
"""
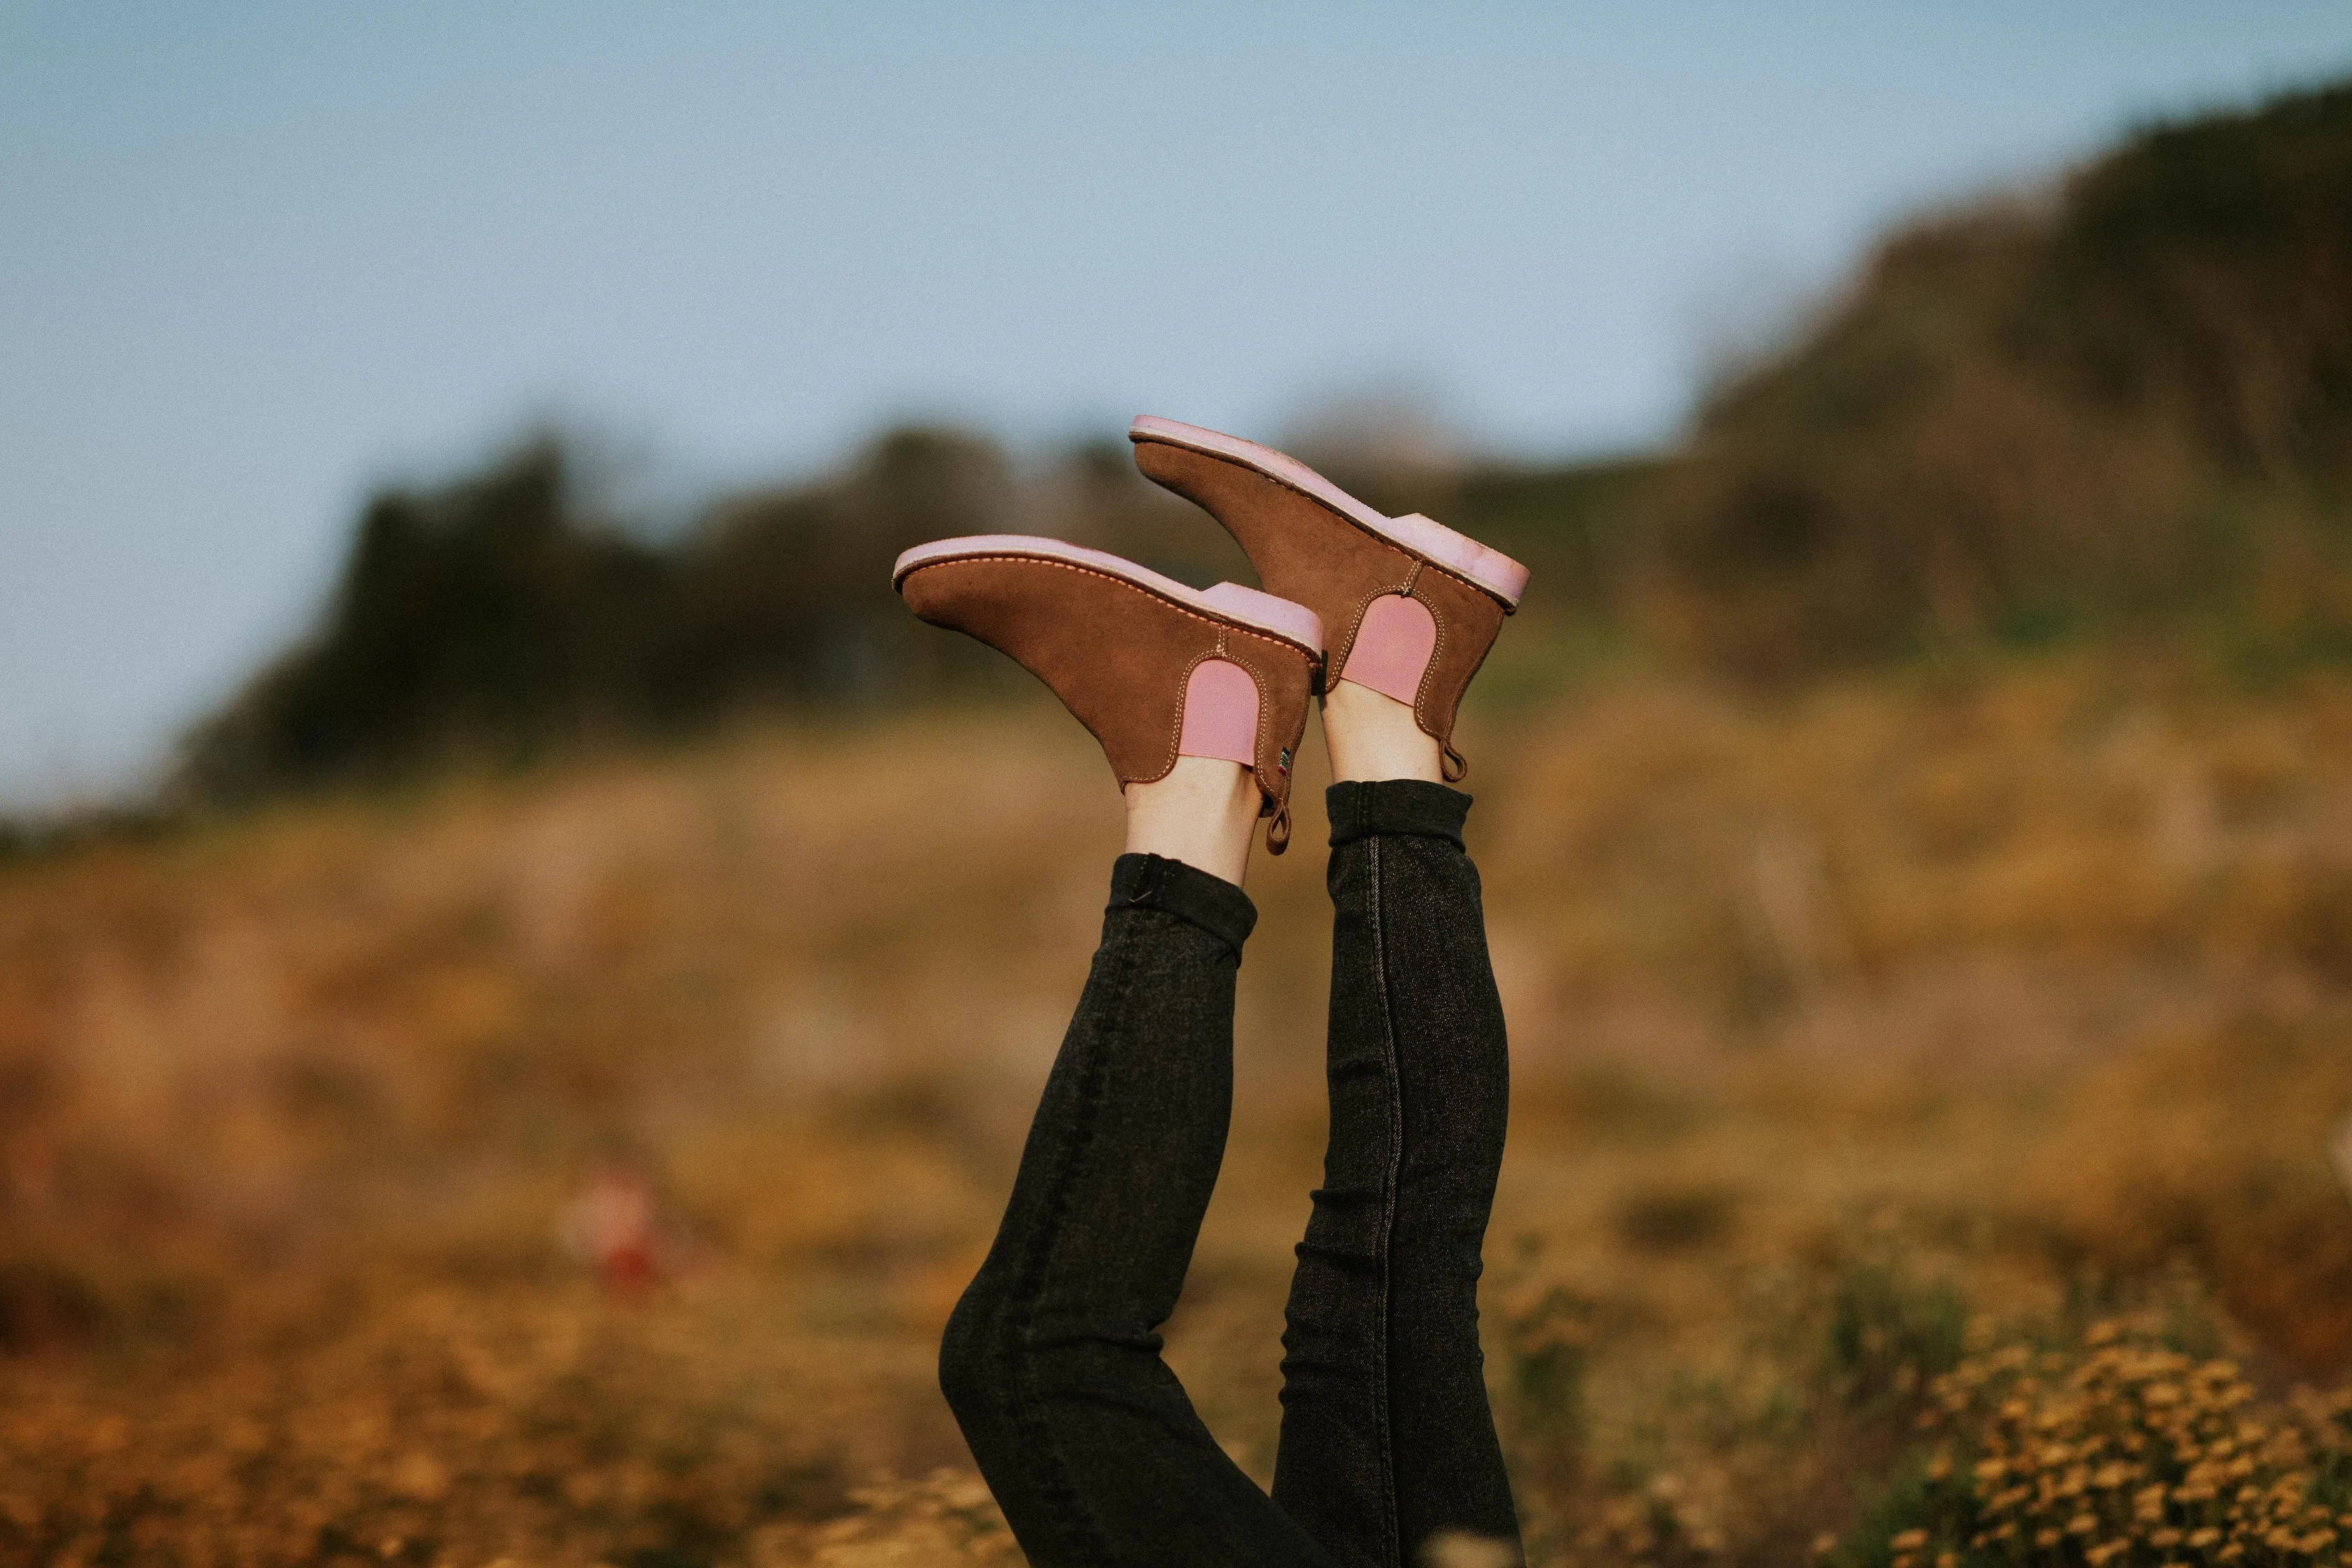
[5, 650, 2352, 1566]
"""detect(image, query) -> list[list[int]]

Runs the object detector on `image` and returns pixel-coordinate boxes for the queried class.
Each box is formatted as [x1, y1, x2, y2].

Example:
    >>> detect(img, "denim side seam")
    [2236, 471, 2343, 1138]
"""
[996, 926, 1141, 1564]
[1367, 835, 1405, 1567]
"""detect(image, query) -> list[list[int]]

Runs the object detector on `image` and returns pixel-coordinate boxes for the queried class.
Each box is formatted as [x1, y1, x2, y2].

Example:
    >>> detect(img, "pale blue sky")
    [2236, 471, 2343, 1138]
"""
[5, 2, 2351, 809]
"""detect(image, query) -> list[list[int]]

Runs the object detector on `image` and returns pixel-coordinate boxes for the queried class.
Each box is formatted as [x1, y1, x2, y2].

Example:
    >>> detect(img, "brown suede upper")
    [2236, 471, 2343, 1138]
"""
[1130, 438, 1509, 774]
[898, 552, 1316, 846]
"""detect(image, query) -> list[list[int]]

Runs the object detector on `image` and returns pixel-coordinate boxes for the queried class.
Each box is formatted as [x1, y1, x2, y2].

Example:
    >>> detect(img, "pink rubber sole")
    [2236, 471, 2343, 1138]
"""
[1128, 416, 1530, 610]
[890, 534, 1324, 656]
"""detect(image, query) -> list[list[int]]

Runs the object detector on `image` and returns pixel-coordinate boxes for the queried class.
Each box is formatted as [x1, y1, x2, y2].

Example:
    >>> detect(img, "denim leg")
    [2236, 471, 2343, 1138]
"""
[1273, 782, 1521, 1568]
[940, 853, 1336, 1568]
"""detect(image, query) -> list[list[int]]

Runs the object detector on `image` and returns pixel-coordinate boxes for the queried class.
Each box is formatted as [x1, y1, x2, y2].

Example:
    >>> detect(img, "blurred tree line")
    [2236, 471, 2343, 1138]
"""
[174, 78, 2352, 804]
[169, 425, 1648, 804]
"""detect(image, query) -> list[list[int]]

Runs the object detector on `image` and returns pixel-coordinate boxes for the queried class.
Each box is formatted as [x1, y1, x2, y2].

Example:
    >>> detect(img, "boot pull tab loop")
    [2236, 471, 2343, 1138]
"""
[1266, 800, 1292, 855]
[1441, 741, 1469, 783]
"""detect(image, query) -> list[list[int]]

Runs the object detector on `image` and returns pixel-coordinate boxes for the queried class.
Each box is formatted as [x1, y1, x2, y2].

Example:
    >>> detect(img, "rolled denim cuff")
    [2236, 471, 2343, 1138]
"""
[1326, 779, 1471, 850]
[1107, 853, 1259, 957]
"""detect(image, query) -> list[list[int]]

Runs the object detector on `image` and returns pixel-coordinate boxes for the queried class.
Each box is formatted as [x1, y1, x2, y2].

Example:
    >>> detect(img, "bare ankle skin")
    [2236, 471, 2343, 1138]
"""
[1123, 757, 1261, 886]
[1322, 680, 1443, 783]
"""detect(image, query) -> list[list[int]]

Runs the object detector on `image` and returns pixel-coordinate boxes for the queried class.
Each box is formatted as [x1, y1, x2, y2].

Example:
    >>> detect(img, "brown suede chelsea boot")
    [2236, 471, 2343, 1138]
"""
[1128, 416, 1530, 780]
[892, 535, 1324, 851]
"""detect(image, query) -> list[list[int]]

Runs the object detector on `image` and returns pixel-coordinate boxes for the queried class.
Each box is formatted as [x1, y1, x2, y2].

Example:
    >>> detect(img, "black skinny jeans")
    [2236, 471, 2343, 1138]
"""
[939, 780, 1519, 1567]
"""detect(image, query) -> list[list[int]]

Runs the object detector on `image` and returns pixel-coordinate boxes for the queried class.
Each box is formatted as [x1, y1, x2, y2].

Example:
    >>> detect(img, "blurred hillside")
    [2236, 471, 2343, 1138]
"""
[1651, 78, 2352, 672]
[162, 77, 2352, 808]
[9, 659, 2352, 1564]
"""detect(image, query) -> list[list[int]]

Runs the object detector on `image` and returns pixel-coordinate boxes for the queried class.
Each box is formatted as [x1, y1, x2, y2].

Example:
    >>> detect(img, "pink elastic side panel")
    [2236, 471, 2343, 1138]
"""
[1177, 659, 1261, 766]
[1340, 594, 1438, 706]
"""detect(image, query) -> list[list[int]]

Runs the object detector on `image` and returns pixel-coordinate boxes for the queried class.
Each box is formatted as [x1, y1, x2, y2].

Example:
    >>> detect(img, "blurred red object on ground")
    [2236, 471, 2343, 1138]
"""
[559, 1160, 662, 1296]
